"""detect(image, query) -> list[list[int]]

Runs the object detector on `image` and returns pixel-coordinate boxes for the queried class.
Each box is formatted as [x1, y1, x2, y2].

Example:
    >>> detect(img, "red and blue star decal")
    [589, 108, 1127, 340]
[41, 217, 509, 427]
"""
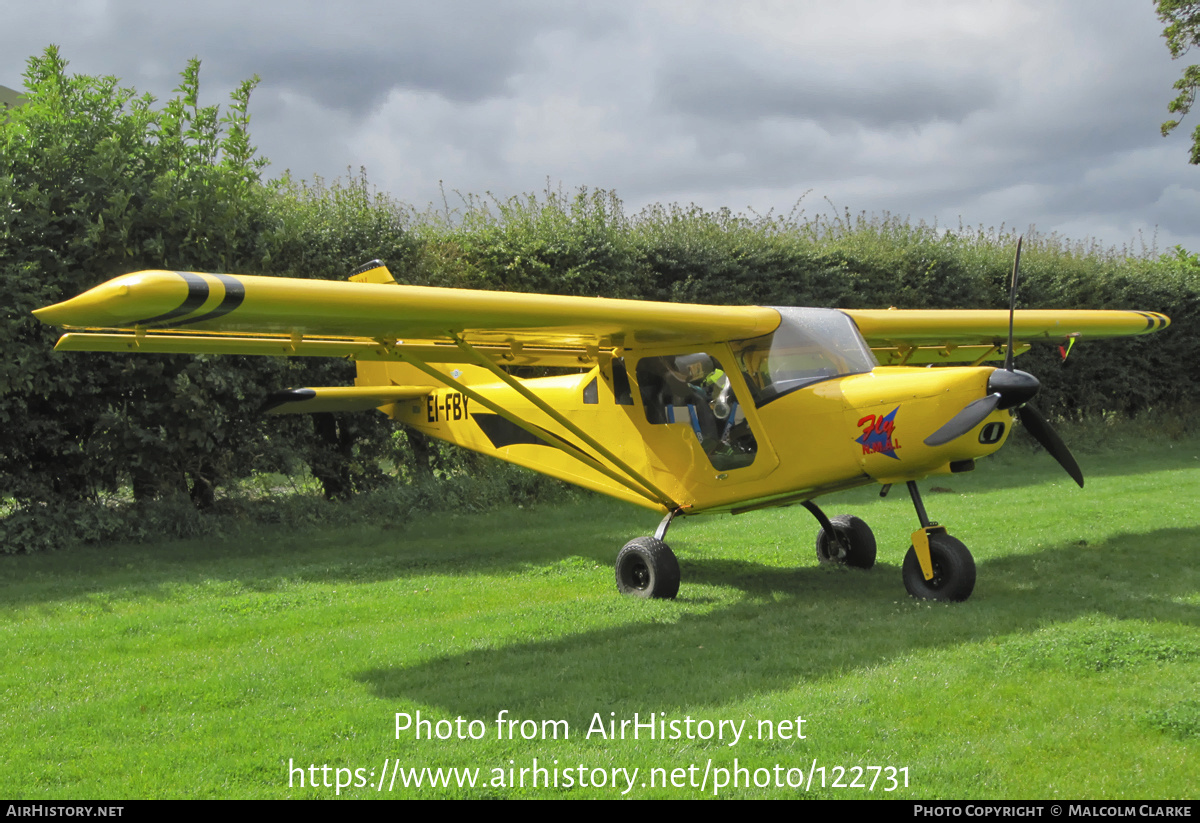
[856, 407, 901, 459]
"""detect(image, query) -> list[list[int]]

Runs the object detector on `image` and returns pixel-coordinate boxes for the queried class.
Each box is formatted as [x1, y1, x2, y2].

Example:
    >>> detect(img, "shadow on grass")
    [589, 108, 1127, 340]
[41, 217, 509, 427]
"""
[4, 436, 1197, 607]
[354, 525, 1200, 727]
[0, 498, 655, 609]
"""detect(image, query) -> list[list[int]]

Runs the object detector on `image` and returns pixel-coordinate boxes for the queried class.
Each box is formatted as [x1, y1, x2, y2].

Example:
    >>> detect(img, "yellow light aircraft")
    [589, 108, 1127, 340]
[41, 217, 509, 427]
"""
[34, 244, 1170, 602]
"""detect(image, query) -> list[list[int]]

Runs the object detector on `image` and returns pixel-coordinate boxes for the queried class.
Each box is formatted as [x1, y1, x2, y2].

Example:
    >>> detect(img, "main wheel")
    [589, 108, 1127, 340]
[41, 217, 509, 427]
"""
[615, 537, 680, 599]
[902, 533, 976, 602]
[814, 515, 877, 569]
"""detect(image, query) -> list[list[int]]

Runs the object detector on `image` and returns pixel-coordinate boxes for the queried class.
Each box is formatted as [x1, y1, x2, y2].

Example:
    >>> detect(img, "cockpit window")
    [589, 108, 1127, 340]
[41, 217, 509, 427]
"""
[733, 308, 877, 407]
[636, 352, 757, 471]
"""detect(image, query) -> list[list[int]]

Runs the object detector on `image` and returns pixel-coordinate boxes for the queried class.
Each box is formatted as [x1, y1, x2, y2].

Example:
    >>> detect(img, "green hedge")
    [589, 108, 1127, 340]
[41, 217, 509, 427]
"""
[3, 49, 1195, 553]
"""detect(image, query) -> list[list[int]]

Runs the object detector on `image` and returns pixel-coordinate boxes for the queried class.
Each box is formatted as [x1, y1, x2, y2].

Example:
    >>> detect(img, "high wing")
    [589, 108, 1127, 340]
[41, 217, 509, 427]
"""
[844, 308, 1169, 365]
[34, 265, 779, 360]
[35, 264, 1169, 369]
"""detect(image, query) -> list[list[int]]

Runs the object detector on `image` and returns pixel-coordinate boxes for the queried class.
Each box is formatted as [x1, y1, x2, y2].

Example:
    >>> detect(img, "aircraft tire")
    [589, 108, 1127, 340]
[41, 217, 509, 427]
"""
[615, 537, 680, 599]
[815, 515, 877, 569]
[902, 534, 976, 602]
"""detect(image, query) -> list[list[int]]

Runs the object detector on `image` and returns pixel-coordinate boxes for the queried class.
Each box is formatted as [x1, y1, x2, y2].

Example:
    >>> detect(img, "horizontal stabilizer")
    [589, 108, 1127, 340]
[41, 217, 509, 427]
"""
[261, 385, 433, 415]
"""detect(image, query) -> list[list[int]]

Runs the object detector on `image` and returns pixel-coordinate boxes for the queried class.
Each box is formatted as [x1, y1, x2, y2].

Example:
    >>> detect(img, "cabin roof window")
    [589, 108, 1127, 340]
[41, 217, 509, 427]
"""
[734, 308, 877, 407]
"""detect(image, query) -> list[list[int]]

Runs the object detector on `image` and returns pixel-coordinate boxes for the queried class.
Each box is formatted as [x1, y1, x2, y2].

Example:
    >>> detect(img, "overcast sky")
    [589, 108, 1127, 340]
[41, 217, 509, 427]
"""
[4, 0, 1198, 253]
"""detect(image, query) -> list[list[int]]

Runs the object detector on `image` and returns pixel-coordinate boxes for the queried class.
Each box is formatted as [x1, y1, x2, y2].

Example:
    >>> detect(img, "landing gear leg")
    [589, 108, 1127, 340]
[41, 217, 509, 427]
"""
[902, 481, 976, 602]
[654, 509, 678, 541]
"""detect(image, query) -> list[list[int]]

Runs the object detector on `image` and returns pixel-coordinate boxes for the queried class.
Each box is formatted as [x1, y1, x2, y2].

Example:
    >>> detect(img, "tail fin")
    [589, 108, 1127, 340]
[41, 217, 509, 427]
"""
[348, 260, 397, 284]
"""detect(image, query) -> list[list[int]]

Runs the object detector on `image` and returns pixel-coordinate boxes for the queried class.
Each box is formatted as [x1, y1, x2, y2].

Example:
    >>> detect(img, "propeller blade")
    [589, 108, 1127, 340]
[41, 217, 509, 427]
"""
[1004, 236, 1023, 372]
[1017, 404, 1084, 488]
[924, 393, 1001, 447]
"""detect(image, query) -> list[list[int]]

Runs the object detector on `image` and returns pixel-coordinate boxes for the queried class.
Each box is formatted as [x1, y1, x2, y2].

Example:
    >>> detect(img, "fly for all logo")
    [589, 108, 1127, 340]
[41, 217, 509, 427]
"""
[856, 407, 901, 459]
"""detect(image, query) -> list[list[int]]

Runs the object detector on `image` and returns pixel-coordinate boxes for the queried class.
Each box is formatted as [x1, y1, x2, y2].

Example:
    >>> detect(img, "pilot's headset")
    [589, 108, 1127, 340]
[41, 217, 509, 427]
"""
[671, 353, 714, 384]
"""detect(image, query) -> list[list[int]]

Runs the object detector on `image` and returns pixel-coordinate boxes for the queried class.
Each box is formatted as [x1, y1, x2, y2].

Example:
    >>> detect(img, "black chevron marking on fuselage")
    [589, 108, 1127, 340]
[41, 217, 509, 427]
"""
[128, 272, 247, 329]
[1135, 311, 1169, 332]
[129, 272, 209, 326]
[155, 273, 245, 328]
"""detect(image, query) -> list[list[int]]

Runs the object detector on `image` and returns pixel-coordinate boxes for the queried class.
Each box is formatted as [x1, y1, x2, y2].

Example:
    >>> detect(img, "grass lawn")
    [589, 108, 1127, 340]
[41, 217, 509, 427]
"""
[2, 436, 1198, 799]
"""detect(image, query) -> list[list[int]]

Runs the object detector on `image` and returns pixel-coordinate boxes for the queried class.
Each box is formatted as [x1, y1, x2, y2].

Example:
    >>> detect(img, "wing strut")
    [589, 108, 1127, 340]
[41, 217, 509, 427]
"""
[391, 343, 679, 510]
[450, 335, 681, 509]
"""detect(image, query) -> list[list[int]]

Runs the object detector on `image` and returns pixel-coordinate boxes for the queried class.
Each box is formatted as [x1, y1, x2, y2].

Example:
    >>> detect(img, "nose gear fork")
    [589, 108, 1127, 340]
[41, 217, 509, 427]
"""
[907, 481, 943, 580]
[902, 480, 976, 601]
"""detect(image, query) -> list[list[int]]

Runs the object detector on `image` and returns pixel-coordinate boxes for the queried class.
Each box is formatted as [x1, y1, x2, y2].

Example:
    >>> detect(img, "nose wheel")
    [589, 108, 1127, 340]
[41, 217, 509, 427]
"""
[902, 532, 976, 601]
[901, 481, 976, 602]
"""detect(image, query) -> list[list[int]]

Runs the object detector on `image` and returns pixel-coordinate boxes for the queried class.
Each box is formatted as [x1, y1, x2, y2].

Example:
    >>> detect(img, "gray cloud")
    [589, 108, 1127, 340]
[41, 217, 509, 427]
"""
[6, 1, 624, 115]
[659, 54, 998, 129]
[2, 0, 1197, 251]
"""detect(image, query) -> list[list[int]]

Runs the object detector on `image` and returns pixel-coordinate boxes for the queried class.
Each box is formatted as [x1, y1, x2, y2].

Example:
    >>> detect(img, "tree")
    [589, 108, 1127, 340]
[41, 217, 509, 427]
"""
[1157, 1, 1200, 163]
[1, 48, 415, 543]
[0, 46, 287, 513]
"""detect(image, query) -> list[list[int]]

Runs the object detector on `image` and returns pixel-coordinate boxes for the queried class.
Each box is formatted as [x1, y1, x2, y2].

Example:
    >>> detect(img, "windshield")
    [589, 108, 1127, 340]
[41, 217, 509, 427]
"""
[733, 308, 877, 407]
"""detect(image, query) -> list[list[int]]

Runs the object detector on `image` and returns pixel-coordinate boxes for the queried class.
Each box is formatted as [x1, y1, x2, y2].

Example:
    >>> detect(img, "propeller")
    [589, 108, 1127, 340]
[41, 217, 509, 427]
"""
[923, 237, 1084, 487]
